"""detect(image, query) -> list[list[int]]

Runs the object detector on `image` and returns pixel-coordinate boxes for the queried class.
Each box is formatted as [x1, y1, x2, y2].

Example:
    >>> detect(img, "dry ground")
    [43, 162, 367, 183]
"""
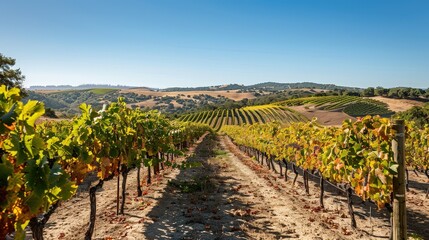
[288, 95, 424, 126]
[41, 133, 429, 240]
[289, 105, 355, 126]
[122, 88, 255, 109]
[368, 96, 424, 112]
[127, 99, 184, 109]
[120, 89, 256, 101]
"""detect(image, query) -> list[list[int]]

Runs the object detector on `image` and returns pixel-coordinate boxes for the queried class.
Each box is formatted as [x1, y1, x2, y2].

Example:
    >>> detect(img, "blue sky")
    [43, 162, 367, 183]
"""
[1, 0, 428, 89]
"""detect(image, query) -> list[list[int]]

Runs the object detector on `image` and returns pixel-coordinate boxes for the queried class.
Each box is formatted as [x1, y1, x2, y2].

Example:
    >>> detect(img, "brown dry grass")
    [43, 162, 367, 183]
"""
[33, 90, 63, 94]
[35, 117, 69, 125]
[126, 99, 158, 108]
[368, 96, 424, 112]
[126, 99, 183, 108]
[120, 89, 255, 101]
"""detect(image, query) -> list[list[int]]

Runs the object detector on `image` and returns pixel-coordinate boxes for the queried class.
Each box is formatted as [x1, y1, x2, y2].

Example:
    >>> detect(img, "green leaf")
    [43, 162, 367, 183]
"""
[81, 150, 93, 163]
[46, 136, 60, 150]
[0, 161, 14, 185]
[3, 131, 27, 164]
[0, 161, 14, 208]
[340, 150, 348, 159]
[21, 100, 45, 126]
[58, 182, 77, 200]
[25, 158, 48, 195]
[5, 87, 21, 100]
[0, 103, 17, 126]
[14, 220, 30, 240]
[32, 135, 45, 152]
[24, 134, 35, 157]
[26, 192, 43, 213]
[373, 192, 380, 201]
[6, 173, 24, 191]
[79, 103, 91, 117]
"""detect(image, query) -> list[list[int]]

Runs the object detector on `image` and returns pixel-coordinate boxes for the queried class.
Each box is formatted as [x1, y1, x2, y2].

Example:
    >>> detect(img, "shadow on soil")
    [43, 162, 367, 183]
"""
[142, 134, 294, 239]
[254, 152, 429, 239]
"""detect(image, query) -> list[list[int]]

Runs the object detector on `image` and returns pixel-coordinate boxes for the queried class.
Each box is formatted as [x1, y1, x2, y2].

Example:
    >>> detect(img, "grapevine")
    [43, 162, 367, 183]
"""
[0, 85, 211, 239]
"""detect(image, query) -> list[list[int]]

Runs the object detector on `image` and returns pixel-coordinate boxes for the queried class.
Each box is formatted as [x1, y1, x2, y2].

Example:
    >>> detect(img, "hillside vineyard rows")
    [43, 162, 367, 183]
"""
[1, 86, 429, 239]
[180, 96, 395, 130]
[278, 96, 394, 117]
[179, 105, 308, 131]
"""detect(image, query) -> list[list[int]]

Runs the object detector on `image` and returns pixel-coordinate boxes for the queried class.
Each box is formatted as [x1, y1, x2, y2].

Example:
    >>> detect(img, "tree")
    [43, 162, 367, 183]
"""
[362, 87, 375, 97]
[388, 88, 399, 98]
[44, 107, 58, 118]
[0, 53, 26, 94]
[395, 104, 429, 128]
[399, 88, 410, 98]
[409, 88, 424, 98]
[240, 98, 249, 106]
[375, 87, 388, 96]
[343, 90, 360, 96]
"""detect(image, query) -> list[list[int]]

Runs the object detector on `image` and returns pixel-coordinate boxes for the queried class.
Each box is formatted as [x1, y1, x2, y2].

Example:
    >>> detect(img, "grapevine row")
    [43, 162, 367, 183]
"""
[222, 116, 400, 209]
[222, 116, 429, 210]
[277, 95, 393, 116]
[179, 104, 308, 131]
[0, 86, 211, 239]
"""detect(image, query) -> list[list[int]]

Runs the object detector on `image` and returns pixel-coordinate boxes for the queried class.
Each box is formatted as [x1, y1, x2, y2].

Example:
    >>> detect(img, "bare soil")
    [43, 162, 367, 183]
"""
[289, 105, 355, 126]
[368, 97, 424, 112]
[41, 133, 429, 239]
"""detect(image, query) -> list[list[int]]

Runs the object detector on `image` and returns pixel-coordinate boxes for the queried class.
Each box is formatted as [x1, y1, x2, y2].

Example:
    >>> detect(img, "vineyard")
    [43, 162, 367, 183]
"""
[0, 86, 211, 239]
[278, 96, 394, 117]
[1, 85, 429, 239]
[179, 96, 395, 131]
[178, 104, 308, 130]
[222, 116, 429, 196]
[2, 0, 428, 238]
[221, 116, 429, 238]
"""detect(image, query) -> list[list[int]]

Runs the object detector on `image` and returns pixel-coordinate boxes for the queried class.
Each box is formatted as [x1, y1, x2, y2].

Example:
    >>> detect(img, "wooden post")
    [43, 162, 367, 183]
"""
[392, 119, 407, 240]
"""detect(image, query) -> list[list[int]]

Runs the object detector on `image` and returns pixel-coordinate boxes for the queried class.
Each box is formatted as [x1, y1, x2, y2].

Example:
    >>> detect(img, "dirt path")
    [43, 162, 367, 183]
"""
[219, 136, 390, 240]
[43, 133, 428, 239]
[140, 134, 347, 240]
[222, 135, 429, 240]
[44, 135, 208, 239]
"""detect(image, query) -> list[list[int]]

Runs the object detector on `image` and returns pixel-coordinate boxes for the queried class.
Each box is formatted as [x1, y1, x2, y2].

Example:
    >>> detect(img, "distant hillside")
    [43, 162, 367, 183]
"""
[26, 87, 255, 117]
[163, 84, 245, 92]
[25, 89, 121, 116]
[278, 95, 394, 118]
[163, 82, 360, 92]
[27, 82, 427, 120]
[248, 82, 360, 91]
[28, 84, 137, 91]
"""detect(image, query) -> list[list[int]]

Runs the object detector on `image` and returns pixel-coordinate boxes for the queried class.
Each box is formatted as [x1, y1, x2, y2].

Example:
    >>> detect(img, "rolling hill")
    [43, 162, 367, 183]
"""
[178, 104, 308, 131]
